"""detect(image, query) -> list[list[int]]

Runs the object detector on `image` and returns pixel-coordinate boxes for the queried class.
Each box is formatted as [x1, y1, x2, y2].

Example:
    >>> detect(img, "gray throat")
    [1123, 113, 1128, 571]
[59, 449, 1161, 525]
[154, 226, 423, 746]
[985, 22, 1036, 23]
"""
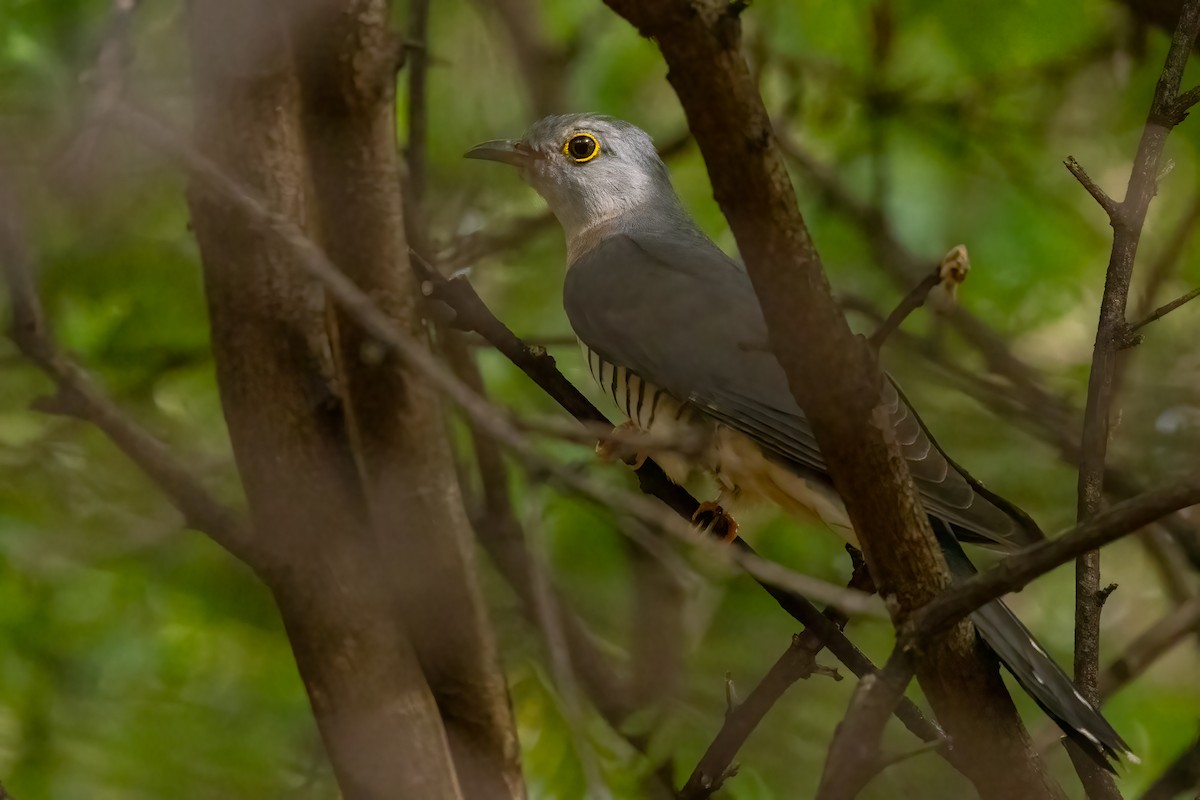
[563, 197, 703, 264]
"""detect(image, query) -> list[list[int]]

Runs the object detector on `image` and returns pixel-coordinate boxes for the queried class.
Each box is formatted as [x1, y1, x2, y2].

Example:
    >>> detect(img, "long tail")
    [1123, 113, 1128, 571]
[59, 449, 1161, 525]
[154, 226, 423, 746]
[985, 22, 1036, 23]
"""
[934, 521, 1133, 769]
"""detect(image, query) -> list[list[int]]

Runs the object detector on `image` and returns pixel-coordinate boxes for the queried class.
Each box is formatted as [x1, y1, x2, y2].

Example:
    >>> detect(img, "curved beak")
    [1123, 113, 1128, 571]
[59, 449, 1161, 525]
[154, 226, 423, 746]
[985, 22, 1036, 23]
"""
[464, 139, 532, 168]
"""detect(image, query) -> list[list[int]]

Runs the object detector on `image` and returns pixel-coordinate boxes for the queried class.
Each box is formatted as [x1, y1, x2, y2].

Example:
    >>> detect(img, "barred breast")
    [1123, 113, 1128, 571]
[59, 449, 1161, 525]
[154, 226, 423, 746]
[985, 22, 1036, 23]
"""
[580, 342, 703, 483]
[578, 342, 856, 541]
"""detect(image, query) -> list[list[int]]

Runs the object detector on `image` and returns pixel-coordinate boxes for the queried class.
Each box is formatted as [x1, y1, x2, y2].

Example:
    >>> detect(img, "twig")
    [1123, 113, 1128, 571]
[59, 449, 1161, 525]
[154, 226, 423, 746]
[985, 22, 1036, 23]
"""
[678, 636, 842, 798]
[1064, 156, 1121, 218]
[1072, 7, 1200, 798]
[678, 573, 860, 800]
[1133, 192, 1200, 320]
[1124, 285, 1200, 339]
[1172, 83, 1200, 116]
[908, 474, 1200, 640]
[869, 245, 969, 349]
[1138, 734, 1200, 800]
[0, 182, 259, 567]
[817, 649, 920, 800]
[117, 103, 881, 620]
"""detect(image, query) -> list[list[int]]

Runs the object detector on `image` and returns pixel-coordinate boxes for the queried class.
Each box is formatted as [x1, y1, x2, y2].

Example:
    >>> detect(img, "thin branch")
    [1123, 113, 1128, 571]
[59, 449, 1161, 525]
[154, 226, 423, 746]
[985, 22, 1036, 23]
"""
[678, 557, 870, 800]
[0, 183, 259, 567]
[1064, 156, 1120, 218]
[1133, 192, 1200, 320]
[909, 474, 1200, 640]
[1073, 7, 1200, 798]
[678, 635, 844, 799]
[817, 649, 921, 800]
[438, 211, 558, 271]
[869, 245, 969, 349]
[780, 129, 1080, 449]
[1172, 83, 1200, 115]
[1125, 285, 1200, 336]
[869, 270, 940, 349]
[1138, 734, 1200, 800]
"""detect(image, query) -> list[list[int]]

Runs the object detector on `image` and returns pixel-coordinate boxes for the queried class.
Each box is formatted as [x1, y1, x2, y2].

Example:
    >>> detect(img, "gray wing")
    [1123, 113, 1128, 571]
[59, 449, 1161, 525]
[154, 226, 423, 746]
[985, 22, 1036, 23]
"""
[564, 231, 1042, 550]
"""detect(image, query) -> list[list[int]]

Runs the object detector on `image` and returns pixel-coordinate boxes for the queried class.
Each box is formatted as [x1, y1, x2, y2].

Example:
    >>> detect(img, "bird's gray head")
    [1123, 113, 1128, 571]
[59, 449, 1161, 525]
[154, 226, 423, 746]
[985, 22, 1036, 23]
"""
[466, 114, 692, 259]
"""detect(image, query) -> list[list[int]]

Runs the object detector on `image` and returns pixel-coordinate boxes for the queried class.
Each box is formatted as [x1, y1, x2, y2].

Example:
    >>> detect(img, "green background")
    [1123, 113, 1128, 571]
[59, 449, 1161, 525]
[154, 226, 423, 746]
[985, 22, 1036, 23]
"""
[1, 0, 1198, 797]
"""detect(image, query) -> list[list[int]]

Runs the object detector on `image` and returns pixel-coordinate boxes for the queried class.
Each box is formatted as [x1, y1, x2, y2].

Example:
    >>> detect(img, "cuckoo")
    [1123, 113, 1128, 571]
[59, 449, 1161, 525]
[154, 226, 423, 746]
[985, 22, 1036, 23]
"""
[467, 113, 1131, 768]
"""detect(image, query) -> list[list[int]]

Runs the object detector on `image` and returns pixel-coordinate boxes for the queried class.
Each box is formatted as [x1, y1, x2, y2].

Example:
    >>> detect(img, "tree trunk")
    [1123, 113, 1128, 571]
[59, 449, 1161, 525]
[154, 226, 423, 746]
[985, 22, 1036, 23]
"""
[286, 2, 522, 796]
[183, 2, 520, 797]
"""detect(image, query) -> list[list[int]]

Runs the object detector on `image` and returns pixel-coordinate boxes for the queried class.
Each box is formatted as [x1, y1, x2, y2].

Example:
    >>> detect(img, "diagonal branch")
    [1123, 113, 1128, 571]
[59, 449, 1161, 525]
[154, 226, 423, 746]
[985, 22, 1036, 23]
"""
[817, 648, 920, 800]
[868, 245, 969, 350]
[0, 182, 259, 567]
[909, 474, 1200, 640]
[1124, 285, 1200, 339]
[677, 556, 878, 800]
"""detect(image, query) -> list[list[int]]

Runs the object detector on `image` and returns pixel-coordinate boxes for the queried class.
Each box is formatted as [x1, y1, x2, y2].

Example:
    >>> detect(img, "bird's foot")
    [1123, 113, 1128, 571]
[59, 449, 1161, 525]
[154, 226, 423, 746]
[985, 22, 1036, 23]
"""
[596, 420, 647, 468]
[692, 501, 739, 542]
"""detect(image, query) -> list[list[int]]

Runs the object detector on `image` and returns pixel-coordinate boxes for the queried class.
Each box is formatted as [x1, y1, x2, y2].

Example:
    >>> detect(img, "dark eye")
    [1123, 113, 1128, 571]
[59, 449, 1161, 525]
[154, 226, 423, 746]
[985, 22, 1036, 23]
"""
[564, 133, 600, 163]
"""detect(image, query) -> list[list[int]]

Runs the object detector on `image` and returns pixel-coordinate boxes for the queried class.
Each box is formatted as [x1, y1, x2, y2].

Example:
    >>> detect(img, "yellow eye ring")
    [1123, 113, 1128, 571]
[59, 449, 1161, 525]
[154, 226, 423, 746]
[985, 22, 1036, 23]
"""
[563, 133, 600, 163]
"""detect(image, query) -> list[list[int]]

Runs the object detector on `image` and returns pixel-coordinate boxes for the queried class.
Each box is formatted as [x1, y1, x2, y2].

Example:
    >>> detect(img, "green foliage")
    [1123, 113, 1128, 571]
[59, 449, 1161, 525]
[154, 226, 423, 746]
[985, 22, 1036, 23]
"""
[2, 0, 1199, 798]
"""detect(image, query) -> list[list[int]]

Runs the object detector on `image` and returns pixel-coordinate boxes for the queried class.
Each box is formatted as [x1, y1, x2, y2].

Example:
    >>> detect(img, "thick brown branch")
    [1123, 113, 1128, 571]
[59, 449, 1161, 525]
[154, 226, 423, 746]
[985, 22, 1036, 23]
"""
[184, 2, 465, 793]
[602, 1, 1060, 796]
[286, 1, 521, 792]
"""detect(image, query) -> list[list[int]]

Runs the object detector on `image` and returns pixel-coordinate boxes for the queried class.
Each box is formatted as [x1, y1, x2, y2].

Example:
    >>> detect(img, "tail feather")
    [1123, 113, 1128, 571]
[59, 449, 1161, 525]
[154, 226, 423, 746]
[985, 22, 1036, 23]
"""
[935, 521, 1132, 769]
[971, 600, 1130, 768]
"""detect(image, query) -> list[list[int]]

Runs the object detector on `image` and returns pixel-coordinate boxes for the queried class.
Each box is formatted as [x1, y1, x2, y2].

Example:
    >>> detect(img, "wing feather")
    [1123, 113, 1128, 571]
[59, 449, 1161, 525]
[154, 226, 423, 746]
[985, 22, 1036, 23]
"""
[564, 232, 1041, 549]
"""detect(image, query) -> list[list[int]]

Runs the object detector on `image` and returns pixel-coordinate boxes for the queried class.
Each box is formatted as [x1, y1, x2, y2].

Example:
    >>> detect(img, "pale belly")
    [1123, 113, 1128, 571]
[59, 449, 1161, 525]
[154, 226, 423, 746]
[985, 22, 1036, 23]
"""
[581, 343, 857, 544]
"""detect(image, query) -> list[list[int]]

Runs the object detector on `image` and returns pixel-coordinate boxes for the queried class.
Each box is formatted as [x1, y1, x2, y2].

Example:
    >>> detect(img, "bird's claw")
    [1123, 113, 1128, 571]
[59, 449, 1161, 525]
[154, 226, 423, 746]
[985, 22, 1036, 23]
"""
[692, 501, 739, 542]
[596, 420, 647, 468]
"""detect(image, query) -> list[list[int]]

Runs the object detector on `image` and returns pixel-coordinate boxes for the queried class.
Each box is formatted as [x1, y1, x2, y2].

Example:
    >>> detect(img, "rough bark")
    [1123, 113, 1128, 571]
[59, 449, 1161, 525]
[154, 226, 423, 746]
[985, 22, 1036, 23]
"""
[601, 1, 1063, 797]
[285, 3, 522, 797]
[184, 2, 472, 797]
